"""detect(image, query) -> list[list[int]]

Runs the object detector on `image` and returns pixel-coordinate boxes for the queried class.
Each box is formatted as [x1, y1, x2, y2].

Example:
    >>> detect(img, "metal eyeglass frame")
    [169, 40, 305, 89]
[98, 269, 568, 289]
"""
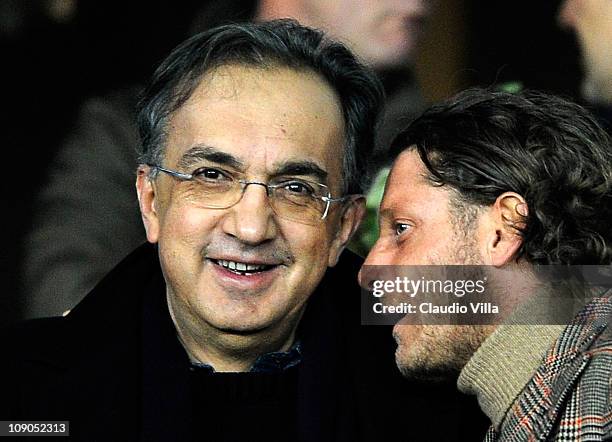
[147, 164, 350, 220]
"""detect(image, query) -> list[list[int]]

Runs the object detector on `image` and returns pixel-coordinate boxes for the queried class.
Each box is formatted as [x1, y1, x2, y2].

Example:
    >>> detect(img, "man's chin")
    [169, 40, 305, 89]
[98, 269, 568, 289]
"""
[396, 354, 461, 382]
[393, 324, 491, 382]
[395, 340, 460, 382]
[393, 325, 460, 382]
[207, 315, 274, 336]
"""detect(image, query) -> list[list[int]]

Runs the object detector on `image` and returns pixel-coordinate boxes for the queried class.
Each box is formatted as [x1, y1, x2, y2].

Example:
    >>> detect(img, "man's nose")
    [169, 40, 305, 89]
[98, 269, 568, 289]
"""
[363, 239, 389, 266]
[221, 183, 278, 245]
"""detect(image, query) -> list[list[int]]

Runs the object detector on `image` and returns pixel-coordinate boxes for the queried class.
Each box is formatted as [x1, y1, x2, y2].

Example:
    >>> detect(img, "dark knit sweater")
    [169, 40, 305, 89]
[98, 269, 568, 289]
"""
[190, 367, 298, 441]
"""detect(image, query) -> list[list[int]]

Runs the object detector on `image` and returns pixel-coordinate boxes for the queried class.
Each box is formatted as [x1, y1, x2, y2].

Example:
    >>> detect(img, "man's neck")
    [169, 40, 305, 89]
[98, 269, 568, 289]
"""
[177, 326, 298, 372]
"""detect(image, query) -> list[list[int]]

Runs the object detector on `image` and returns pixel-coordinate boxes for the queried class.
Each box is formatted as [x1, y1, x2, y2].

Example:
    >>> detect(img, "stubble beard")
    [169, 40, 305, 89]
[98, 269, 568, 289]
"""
[394, 323, 492, 382]
[395, 208, 494, 381]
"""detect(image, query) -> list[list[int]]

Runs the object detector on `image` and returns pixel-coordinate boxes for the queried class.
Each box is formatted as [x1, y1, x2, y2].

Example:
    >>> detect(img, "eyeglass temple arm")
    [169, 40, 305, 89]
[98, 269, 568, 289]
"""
[147, 164, 193, 180]
[320, 194, 363, 219]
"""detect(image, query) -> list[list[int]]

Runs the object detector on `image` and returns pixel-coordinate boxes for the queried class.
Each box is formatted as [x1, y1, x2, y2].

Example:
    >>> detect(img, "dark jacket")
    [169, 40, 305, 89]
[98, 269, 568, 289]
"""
[3, 243, 488, 441]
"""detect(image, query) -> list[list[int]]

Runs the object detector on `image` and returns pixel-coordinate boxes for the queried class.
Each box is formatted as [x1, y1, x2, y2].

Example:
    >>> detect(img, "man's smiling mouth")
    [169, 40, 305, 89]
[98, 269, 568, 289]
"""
[210, 259, 276, 276]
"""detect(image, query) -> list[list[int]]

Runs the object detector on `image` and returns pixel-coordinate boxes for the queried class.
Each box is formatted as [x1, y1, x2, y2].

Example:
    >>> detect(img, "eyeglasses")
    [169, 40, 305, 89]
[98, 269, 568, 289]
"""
[147, 164, 353, 225]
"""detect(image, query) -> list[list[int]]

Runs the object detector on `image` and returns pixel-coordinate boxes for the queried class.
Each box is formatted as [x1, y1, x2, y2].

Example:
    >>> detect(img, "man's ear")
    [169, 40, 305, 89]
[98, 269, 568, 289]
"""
[136, 166, 161, 243]
[484, 192, 528, 267]
[328, 196, 366, 267]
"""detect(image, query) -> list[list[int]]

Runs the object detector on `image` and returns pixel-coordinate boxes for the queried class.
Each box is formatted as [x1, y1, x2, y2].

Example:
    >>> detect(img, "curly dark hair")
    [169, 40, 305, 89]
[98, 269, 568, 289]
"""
[390, 88, 612, 265]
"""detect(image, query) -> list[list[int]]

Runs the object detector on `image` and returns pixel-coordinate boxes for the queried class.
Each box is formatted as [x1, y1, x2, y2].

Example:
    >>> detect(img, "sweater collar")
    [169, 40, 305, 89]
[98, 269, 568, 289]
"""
[456, 290, 568, 428]
[457, 322, 563, 428]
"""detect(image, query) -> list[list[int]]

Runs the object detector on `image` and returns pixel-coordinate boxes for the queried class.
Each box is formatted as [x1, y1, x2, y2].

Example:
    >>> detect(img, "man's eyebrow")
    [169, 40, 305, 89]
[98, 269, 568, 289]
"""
[176, 145, 245, 171]
[272, 160, 329, 184]
[378, 208, 393, 223]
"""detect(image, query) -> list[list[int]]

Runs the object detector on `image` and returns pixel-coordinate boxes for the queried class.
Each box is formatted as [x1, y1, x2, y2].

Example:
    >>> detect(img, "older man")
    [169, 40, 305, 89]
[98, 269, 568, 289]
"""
[2, 20, 486, 442]
[363, 89, 612, 441]
[23, 0, 430, 320]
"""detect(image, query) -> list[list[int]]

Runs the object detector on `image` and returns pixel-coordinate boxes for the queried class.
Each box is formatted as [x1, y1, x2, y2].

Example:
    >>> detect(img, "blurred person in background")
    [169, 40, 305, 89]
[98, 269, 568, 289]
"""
[558, 0, 612, 126]
[21, 0, 431, 319]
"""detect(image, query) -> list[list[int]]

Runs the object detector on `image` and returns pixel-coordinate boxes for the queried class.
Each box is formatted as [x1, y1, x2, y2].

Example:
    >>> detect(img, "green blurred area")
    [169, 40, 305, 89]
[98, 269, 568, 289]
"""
[348, 167, 390, 257]
[498, 81, 523, 94]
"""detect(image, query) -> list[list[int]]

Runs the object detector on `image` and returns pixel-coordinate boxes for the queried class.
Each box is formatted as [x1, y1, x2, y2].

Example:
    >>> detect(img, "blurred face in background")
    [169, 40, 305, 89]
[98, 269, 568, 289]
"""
[559, 0, 612, 103]
[260, 0, 431, 69]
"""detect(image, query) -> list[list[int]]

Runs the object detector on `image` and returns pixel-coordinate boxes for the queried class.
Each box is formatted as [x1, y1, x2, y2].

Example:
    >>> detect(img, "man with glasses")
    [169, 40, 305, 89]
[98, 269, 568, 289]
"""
[2, 20, 487, 441]
[22, 0, 430, 321]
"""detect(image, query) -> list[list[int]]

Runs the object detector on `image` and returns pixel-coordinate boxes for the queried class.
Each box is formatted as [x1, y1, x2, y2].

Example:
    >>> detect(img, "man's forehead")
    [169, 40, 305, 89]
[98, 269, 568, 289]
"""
[181, 63, 343, 118]
[381, 149, 445, 210]
[163, 64, 346, 182]
[387, 149, 429, 188]
[167, 63, 345, 127]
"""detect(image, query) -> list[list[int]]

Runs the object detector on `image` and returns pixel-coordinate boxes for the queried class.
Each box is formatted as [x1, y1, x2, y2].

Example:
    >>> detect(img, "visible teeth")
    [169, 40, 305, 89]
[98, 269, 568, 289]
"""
[216, 260, 269, 272]
[246, 263, 264, 271]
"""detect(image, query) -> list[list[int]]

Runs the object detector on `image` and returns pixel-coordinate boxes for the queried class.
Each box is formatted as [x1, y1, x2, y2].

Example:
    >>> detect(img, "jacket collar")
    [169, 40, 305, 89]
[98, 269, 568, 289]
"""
[496, 292, 611, 440]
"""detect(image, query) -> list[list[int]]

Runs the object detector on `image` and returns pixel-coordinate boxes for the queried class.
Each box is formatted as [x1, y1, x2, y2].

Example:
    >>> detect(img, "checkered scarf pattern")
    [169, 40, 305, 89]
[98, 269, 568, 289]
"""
[484, 290, 612, 442]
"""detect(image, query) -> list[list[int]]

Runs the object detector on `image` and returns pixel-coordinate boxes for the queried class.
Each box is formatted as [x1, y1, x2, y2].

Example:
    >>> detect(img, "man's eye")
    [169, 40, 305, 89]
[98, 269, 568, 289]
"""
[282, 181, 315, 195]
[395, 223, 412, 236]
[192, 167, 230, 182]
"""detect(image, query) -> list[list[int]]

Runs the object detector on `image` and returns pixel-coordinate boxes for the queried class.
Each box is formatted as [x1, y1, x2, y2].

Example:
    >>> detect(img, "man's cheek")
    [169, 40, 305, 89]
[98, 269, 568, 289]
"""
[164, 207, 216, 235]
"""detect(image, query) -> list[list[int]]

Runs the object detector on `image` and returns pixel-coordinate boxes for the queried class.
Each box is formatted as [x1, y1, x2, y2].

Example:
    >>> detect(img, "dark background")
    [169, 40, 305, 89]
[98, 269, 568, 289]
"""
[0, 0, 581, 325]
